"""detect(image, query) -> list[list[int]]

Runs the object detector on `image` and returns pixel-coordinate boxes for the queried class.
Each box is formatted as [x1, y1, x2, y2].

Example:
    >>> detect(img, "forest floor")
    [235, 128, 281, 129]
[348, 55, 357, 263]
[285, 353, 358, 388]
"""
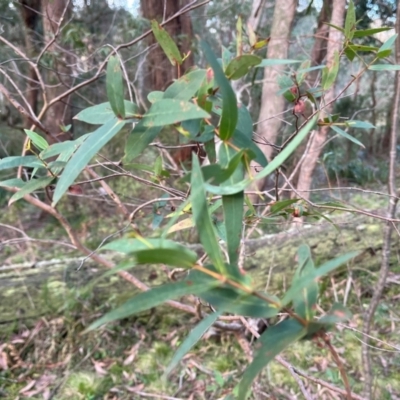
[1, 188, 400, 400]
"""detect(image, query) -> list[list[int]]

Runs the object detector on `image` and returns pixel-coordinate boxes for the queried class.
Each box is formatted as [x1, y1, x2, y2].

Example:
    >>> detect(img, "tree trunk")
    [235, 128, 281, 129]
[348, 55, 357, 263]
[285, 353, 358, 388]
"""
[308, 0, 332, 86]
[19, 0, 41, 129]
[41, 0, 73, 143]
[289, 0, 332, 194]
[295, 0, 346, 200]
[140, 0, 194, 93]
[252, 0, 296, 190]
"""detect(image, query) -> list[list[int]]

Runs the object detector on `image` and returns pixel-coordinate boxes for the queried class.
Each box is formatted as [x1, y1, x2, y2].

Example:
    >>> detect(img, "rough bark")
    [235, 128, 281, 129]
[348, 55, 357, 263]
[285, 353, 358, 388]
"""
[41, 0, 73, 143]
[140, 0, 194, 93]
[295, 0, 346, 200]
[253, 0, 296, 189]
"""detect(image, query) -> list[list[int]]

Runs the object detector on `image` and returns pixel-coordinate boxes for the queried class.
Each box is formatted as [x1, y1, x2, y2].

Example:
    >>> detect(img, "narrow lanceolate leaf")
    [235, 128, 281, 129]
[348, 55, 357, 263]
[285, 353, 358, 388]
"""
[131, 248, 197, 269]
[223, 193, 243, 266]
[256, 59, 301, 67]
[282, 251, 360, 307]
[25, 130, 49, 151]
[52, 118, 125, 206]
[191, 155, 226, 273]
[85, 278, 218, 332]
[331, 125, 365, 148]
[219, 143, 244, 268]
[225, 55, 262, 80]
[124, 122, 162, 162]
[151, 20, 182, 65]
[292, 245, 318, 321]
[106, 56, 125, 119]
[345, 120, 375, 129]
[165, 311, 223, 377]
[377, 34, 398, 58]
[40, 141, 78, 160]
[203, 115, 318, 196]
[202, 41, 238, 140]
[353, 27, 392, 38]
[74, 101, 138, 124]
[323, 51, 340, 90]
[198, 286, 280, 318]
[164, 69, 207, 101]
[0, 178, 25, 188]
[369, 64, 400, 71]
[0, 156, 43, 171]
[142, 99, 210, 127]
[238, 319, 307, 400]
[9, 176, 55, 205]
[102, 237, 188, 253]
[344, 0, 356, 40]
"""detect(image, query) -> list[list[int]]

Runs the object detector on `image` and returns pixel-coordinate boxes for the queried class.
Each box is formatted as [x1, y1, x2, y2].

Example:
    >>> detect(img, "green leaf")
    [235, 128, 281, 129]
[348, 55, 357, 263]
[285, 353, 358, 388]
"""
[353, 27, 392, 38]
[0, 178, 25, 188]
[377, 34, 398, 58]
[102, 237, 188, 253]
[74, 101, 138, 124]
[348, 44, 378, 52]
[256, 59, 301, 67]
[292, 245, 318, 320]
[40, 140, 78, 159]
[232, 104, 267, 167]
[297, 60, 311, 84]
[148, 91, 164, 103]
[323, 50, 340, 90]
[164, 69, 207, 100]
[344, 0, 356, 40]
[331, 125, 365, 148]
[202, 41, 238, 140]
[219, 144, 244, 268]
[238, 319, 307, 399]
[198, 286, 280, 318]
[9, 176, 55, 205]
[151, 20, 182, 65]
[376, 49, 392, 59]
[25, 130, 49, 151]
[344, 46, 356, 62]
[282, 251, 359, 306]
[50, 134, 90, 176]
[0, 156, 43, 171]
[325, 22, 344, 33]
[270, 198, 300, 214]
[223, 192, 243, 266]
[225, 55, 262, 80]
[204, 115, 318, 195]
[52, 118, 124, 206]
[165, 311, 222, 377]
[369, 64, 400, 71]
[131, 248, 197, 269]
[124, 122, 162, 162]
[231, 130, 268, 168]
[106, 56, 125, 119]
[191, 155, 226, 273]
[303, 303, 353, 339]
[142, 99, 210, 127]
[236, 104, 253, 137]
[85, 278, 219, 332]
[183, 149, 247, 185]
[345, 120, 375, 129]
